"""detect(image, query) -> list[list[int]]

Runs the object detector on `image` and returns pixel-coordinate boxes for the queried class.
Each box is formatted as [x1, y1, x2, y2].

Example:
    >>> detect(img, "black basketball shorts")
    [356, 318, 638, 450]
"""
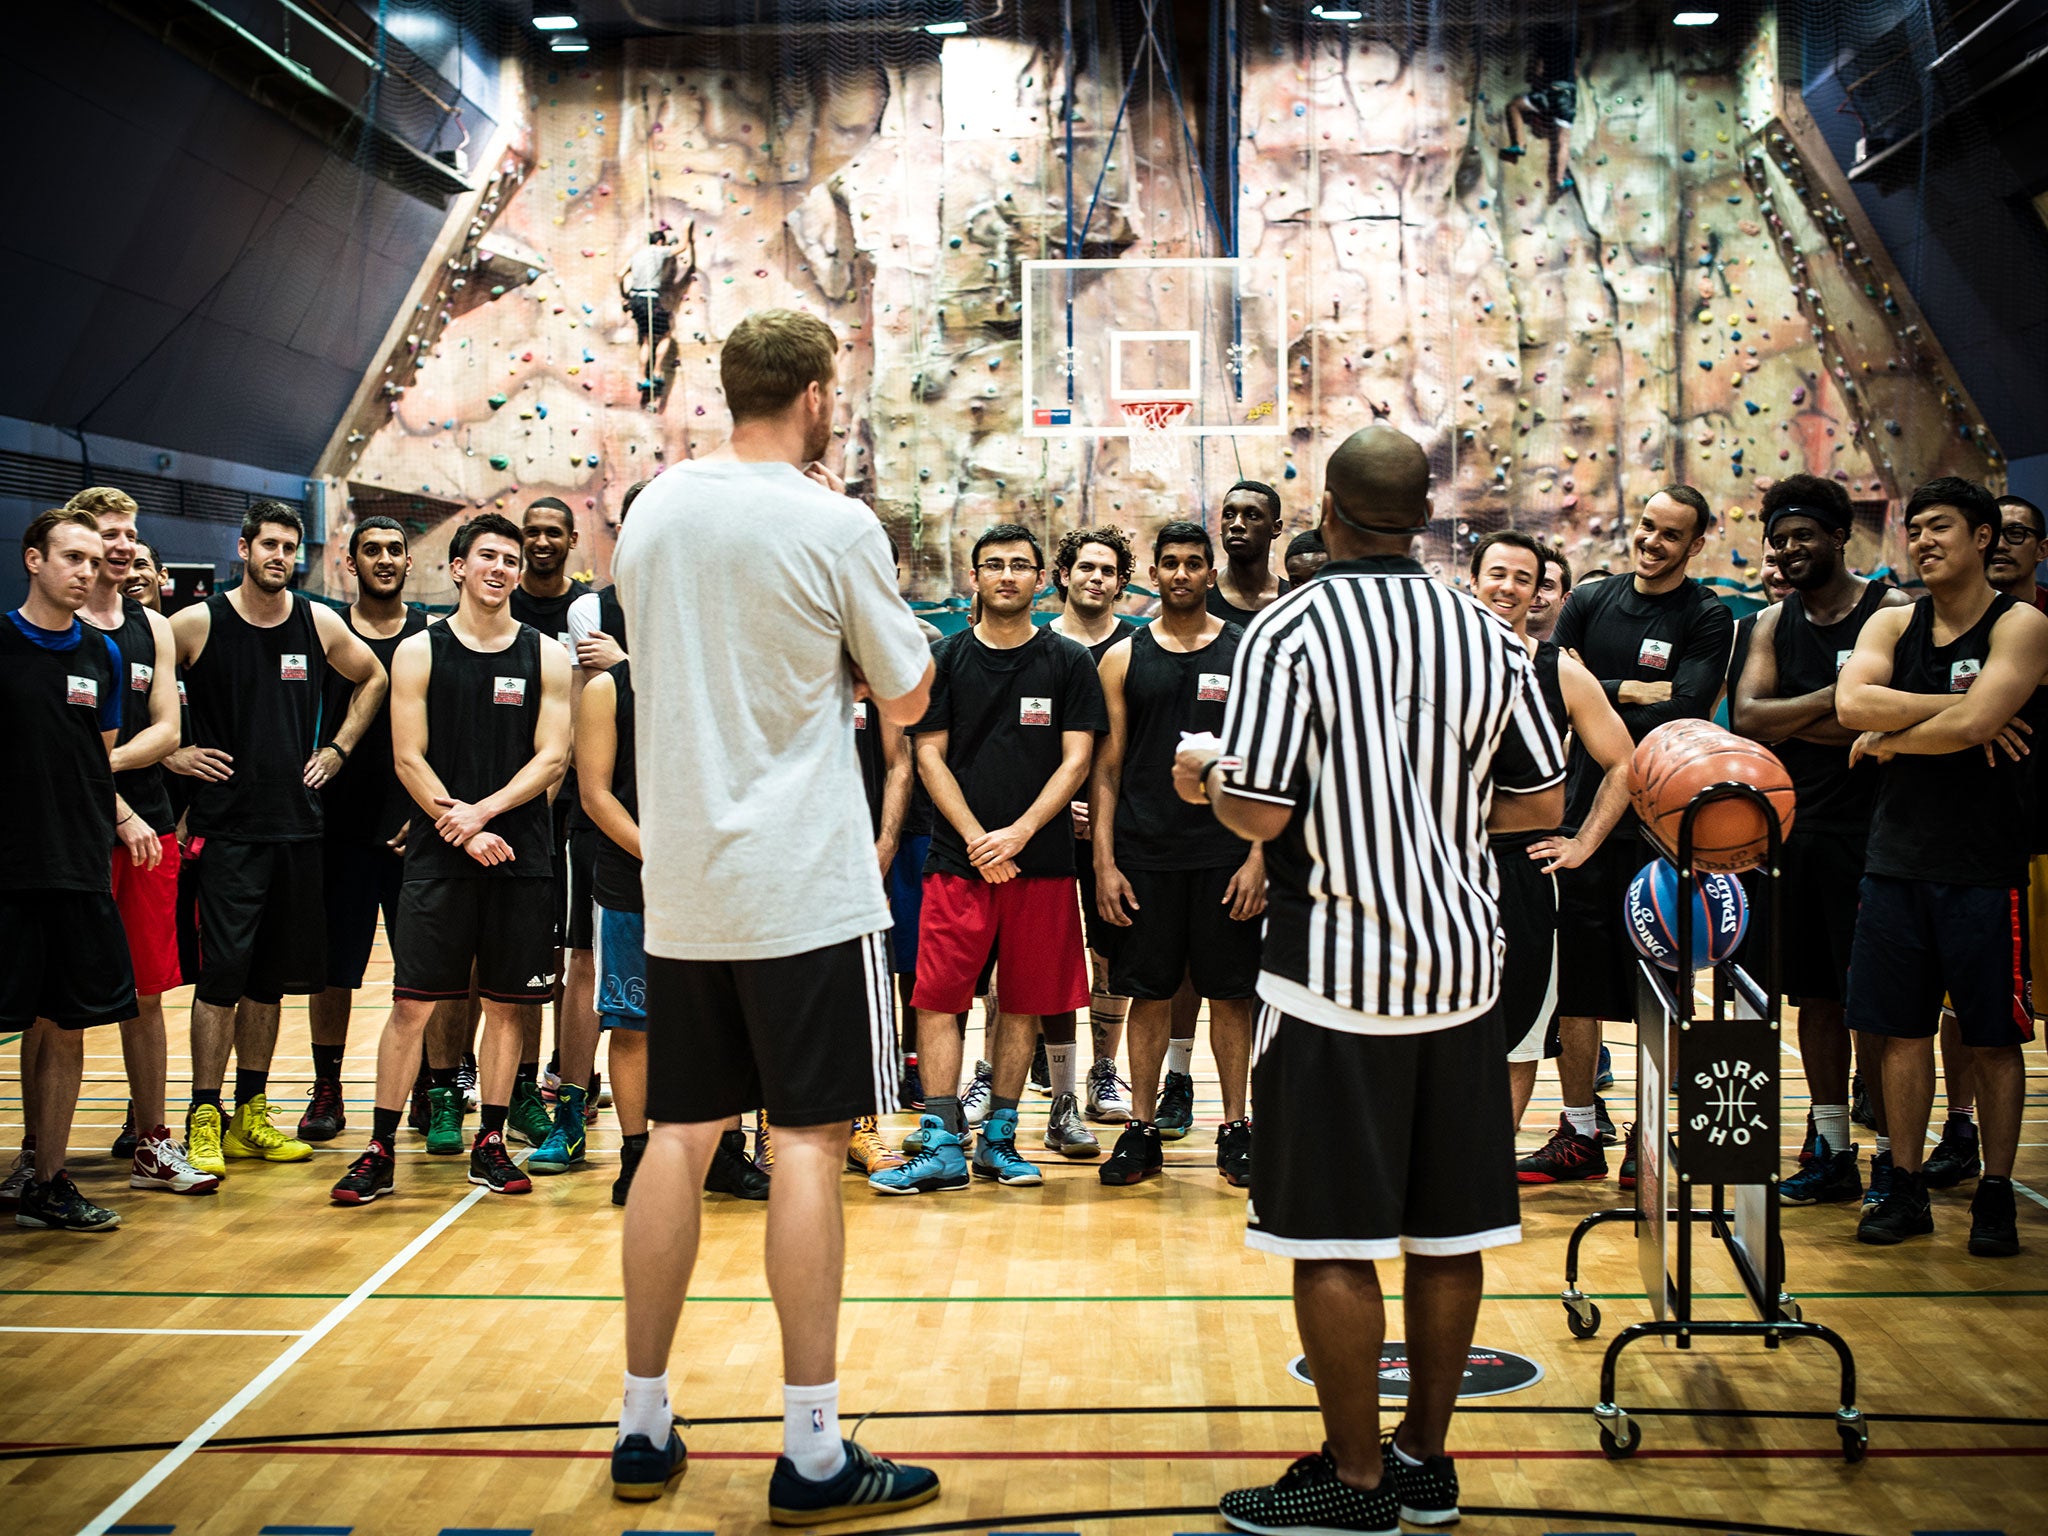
[391, 877, 558, 1007]
[0, 891, 137, 1029]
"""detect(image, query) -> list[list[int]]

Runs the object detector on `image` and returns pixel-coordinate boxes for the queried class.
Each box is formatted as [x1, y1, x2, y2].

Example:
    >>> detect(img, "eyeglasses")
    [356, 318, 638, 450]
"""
[1998, 523, 2041, 547]
[976, 560, 1042, 576]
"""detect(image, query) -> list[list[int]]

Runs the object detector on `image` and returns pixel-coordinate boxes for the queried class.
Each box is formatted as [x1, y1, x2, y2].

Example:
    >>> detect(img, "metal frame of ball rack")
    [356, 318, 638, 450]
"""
[1557, 781, 1867, 1463]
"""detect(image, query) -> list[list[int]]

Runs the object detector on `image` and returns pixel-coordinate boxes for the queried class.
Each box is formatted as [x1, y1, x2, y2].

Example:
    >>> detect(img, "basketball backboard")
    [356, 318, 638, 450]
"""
[1021, 258, 1288, 442]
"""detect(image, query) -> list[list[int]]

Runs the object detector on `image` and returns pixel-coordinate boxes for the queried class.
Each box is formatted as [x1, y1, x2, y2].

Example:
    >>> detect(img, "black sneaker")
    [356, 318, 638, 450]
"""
[1969, 1176, 2021, 1257]
[14, 1172, 119, 1232]
[1923, 1114, 1981, 1189]
[1850, 1073, 1876, 1130]
[1592, 1094, 1618, 1146]
[111, 1105, 139, 1161]
[898, 1057, 925, 1111]
[613, 1134, 647, 1207]
[767, 1438, 940, 1526]
[1218, 1119, 1253, 1188]
[1857, 1165, 1932, 1245]
[467, 1130, 532, 1194]
[1516, 1119, 1607, 1183]
[611, 1426, 687, 1502]
[1220, 1447, 1398, 1536]
[1382, 1429, 1459, 1527]
[1796, 1109, 1818, 1165]
[407, 1080, 431, 1136]
[299, 1077, 347, 1142]
[1780, 1136, 1861, 1205]
[704, 1128, 769, 1200]
[1100, 1121, 1164, 1186]
[1862, 1149, 1894, 1212]
[1617, 1122, 1638, 1189]
[1156, 1070, 1195, 1139]
[330, 1141, 396, 1206]
[1029, 1035, 1051, 1095]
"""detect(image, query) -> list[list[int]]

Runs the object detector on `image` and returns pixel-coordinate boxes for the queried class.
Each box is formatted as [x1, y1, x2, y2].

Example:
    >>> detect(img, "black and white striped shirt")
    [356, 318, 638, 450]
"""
[1218, 556, 1568, 1034]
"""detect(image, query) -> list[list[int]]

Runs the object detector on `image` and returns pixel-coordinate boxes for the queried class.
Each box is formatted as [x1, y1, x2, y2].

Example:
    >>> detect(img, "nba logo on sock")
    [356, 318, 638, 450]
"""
[1020, 696, 1052, 726]
[1638, 638, 1672, 671]
[810, 1408, 825, 1431]
[1198, 672, 1230, 702]
[66, 674, 98, 708]
[494, 676, 527, 705]
[280, 653, 307, 681]
[1950, 658, 1981, 691]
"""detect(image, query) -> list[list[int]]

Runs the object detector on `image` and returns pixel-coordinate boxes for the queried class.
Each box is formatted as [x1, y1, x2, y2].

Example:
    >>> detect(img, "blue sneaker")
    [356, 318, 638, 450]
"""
[768, 1438, 940, 1526]
[870, 1116, 969, 1195]
[529, 1084, 587, 1175]
[611, 1426, 687, 1501]
[971, 1108, 1042, 1187]
[1780, 1137, 1861, 1205]
[1595, 1043, 1615, 1091]
[1156, 1071, 1195, 1140]
[1862, 1149, 1893, 1211]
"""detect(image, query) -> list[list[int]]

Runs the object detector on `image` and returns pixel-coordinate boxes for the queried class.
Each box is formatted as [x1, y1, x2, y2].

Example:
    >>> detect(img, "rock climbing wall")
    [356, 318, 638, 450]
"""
[330, 11, 2001, 605]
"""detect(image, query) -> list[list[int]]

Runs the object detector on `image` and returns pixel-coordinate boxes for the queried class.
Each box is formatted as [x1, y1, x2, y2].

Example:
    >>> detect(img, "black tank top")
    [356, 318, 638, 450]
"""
[1866, 592, 2027, 888]
[321, 606, 429, 844]
[591, 661, 642, 912]
[1771, 582, 1893, 837]
[0, 616, 121, 893]
[598, 584, 627, 650]
[185, 592, 327, 842]
[405, 621, 554, 880]
[854, 698, 886, 837]
[1491, 640, 1568, 852]
[95, 597, 175, 836]
[1115, 622, 1247, 871]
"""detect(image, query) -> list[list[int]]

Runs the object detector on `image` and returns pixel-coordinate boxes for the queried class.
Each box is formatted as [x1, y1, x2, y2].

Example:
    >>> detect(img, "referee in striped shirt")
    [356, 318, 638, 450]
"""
[1178, 426, 1567, 1532]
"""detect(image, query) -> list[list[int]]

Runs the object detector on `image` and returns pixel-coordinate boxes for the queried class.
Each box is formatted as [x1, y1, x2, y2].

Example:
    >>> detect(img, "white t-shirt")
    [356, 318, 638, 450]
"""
[613, 460, 931, 960]
[626, 246, 668, 291]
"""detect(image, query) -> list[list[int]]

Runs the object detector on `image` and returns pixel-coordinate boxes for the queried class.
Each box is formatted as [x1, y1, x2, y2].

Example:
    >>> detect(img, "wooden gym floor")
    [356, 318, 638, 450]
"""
[2, 927, 2045, 1536]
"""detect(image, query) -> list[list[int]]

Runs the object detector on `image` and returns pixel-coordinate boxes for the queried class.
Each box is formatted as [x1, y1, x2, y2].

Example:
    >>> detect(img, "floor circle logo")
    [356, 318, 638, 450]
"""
[1287, 1343, 1544, 1399]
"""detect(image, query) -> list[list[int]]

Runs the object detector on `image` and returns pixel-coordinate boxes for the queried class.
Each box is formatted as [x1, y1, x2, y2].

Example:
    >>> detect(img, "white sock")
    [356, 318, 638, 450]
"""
[782, 1379, 847, 1482]
[1874, 1134, 1891, 1156]
[1563, 1104, 1598, 1140]
[1811, 1103, 1851, 1154]
[1046, 1042, 1076, 1097]
[619, 1370, 671, 1445]
[1165, 1038, 1194, 1076]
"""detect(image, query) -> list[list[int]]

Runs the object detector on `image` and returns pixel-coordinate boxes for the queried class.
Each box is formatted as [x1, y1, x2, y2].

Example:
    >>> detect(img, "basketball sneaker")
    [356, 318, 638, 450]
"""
[1592, 1094, 1618, 1146]
[960, 1061, 994, 1127]
[1381, 1429, 1459, 1527]
[0, 1144, 34, 1211]
[1156, 1070, 1195, 1139]
[1594, 1042, 1615, 1091]
[611, 1426, 687, 1503]
[1085, 1058, 1131, 1123]
[767, 1438, 939, 1525]
[705, 1128, 769, 1199]
[1857, 1165, 1932, 1245]
[424, 1086, 465, 1155]
[14, 1173, 120, 1233]
[1923, 1114, 1981, 1189]
[1100, 1121, 1163, 1186]
[1617, 1122, 1638, 1189]
[530, 1085, 588, 1174]
[869, 1117, 969, 1195]
[1515, 1119, 1606, 1183]
[1217, 1119, 1253, 1188]
[897, 1056, 925, 1111]
[754, 1109, 776, 1172]
[1029, 1036, 1051, 1095]
[1220, 1447, 1398, 1536]
[111, 1107, 139, 1161]
[468, 1129, 531, 1194]
[1779, 1137, 1860, 1205]
[846, 1117, 905, 1175]
[1044, 1093, 1100, 1158]
[407, 1079, 431, 1135]
[298, 1078, 346, 1142]
[972, 1108, 1042, 1187]
[185, 1105, 226, 1177]
[1862, 1149, 1893, 1211]
[330, 1141, 396, 1206]
[456, 1057, 480, 1111]
[613, 1133, 646, 1207]
[130, 1129, 219, 1195]
[1850, 1073, 1876, 1130]
[224, 1096, 312, 1163]
[1969, 1177, 2020, 1258]
[507, 1078, 553, 1147]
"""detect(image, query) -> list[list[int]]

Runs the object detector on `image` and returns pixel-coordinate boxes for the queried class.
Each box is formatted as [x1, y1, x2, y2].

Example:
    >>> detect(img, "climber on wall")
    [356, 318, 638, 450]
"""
[619, 226, 686, 404]
[1501, 21, 1579, 199]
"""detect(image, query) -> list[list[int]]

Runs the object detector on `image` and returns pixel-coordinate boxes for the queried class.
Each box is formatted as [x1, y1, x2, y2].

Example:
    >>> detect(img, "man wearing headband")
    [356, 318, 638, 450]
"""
[1730, 475, 1910, 1209]
[1209, 480, 1290, 627]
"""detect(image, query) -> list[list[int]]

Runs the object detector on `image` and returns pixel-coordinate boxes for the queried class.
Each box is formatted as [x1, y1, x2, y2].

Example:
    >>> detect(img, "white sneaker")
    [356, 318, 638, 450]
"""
[457, 1059, 480, 1112]
[961, 1061, 994, 1127]
[131, 1130, 222, 1195]
[1085, 1058, 1132, 1123]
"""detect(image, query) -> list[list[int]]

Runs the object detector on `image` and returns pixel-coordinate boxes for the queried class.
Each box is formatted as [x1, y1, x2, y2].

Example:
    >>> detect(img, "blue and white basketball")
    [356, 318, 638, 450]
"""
[1625, 858, 1748, 970]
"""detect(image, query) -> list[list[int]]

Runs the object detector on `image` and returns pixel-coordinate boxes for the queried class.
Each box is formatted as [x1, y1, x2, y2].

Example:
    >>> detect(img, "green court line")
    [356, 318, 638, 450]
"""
[6, 1287, 2047, 1303]
[0, 1033, 20, 1048]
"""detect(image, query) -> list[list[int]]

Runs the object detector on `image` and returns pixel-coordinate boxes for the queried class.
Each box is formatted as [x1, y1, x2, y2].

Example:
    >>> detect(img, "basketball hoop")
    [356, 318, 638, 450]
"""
[1118, 398, 1192, 484]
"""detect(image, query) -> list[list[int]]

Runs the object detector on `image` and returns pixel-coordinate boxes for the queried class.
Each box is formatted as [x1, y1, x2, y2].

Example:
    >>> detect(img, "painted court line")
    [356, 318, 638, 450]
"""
[0, 1326, 303, 1338]
[2012, 1179, 2048, 1211]
[74, 1177, 503, 1536]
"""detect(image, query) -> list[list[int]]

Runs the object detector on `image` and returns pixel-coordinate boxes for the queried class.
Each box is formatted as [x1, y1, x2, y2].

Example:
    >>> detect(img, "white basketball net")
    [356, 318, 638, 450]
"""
[1119, 398, 1192, 484]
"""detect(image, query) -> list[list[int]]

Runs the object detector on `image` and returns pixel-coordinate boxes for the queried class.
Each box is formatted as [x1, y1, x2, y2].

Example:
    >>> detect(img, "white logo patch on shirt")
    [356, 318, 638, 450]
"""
[176, 680, 188, 704]
[853, 701, 869, 729]
[1835, 648, 1853, 675]
[280, 653, 307, 681]
[493, 676, 527, 706]
[1950, 657, 1982, 692]
[1019, 696, 1052, 727]
[1197, 672, 1231, 703]
[67, 675, 98, 708]
[129, 662, 153, 692]
[1638, 638, 1673, 672]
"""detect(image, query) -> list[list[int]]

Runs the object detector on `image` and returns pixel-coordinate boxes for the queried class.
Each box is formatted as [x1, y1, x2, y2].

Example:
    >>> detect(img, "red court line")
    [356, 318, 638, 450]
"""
[199, 1445, 2048, 1463]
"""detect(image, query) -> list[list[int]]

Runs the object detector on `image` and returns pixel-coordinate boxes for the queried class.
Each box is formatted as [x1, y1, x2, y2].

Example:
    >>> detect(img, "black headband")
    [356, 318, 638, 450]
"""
[1764, 501, 1849, 537]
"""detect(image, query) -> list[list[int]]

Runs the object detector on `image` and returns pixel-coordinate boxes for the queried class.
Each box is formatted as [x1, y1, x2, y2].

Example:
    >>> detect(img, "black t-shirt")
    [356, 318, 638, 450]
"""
[1207, 576, 1290, 629]
[404, 622, 554, 881]
[1769, 582, 1894, 838]
[590, 661, 642, 913]
[916, 626, 1108, 881]
[0, 613, 122, 893]
[321, 606, 430, 845]
[92, 597, 175, 836]
[1113, 621, 1247, 871]
[1552, 573, 1735, 832]
[185, 592, 329, 842]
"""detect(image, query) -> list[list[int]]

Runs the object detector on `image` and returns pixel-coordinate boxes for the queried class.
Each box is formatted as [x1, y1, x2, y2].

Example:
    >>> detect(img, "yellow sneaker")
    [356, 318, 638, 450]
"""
[223, 1095, 313, 1163]
[186, 1103, 227, 1178]
[846, 1115, 906, 1175]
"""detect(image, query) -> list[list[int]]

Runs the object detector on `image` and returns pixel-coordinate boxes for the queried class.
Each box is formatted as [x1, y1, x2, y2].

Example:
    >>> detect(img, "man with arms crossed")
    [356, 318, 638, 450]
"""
[610, 310, 939, 1520]
[1729, 476, 1909, 1206]
[1191, 428, 1566, 1532]
[1838, 477, 2048, 1257]
[172, 503, 385, 1179]
[1094, 520, 1263, 1188]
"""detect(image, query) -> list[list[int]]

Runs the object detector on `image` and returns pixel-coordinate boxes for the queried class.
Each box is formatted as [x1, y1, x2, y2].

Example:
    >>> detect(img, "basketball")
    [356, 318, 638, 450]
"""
[1628, 718, 1796, 873]
[1625, 858, 1750, 970]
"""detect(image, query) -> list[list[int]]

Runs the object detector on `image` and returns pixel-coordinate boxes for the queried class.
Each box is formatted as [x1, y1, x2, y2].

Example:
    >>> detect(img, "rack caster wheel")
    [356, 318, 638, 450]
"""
[1599, 1419, 1640, 1459]
[1564, 1299, 1601, 1338]
[1837, 1417, 1867, 1464]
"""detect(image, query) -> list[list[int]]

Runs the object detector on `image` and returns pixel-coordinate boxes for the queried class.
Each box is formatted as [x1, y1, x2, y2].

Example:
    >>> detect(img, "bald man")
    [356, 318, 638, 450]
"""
[1209, 480, 1291, 627]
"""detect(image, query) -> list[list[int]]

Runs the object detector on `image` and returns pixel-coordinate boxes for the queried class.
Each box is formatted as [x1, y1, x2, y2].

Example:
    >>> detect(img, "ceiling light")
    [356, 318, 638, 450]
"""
[1311, 5, 1365, 19]
[549, 33, 590, 52]
[1673, 10, 1720, 23]
[532, 8, 581, 30]
[924, 19, 968, 34]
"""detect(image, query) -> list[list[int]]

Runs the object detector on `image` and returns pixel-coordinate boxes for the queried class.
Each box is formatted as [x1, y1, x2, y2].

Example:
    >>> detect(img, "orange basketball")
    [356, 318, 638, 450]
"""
[1628, 719, 1796, 873]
